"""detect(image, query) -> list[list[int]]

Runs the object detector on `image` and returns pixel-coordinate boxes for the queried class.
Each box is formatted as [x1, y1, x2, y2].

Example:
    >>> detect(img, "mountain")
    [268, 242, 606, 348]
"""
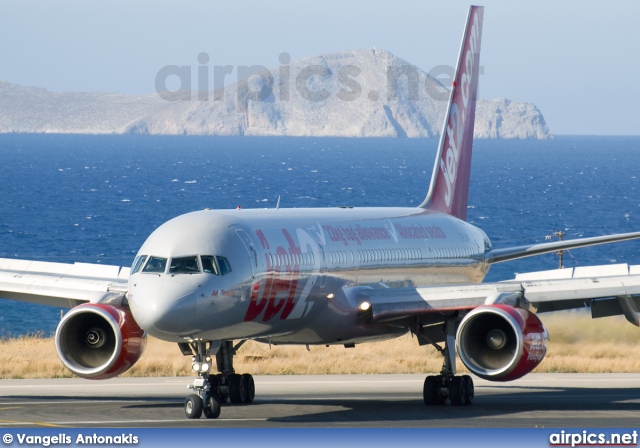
[0, 49, 552, 139]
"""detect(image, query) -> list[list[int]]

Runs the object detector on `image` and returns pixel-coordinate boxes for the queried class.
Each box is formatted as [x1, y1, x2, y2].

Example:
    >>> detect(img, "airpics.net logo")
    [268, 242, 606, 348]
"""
[549, 430, 638, 447]
[154, 51, 484, 112]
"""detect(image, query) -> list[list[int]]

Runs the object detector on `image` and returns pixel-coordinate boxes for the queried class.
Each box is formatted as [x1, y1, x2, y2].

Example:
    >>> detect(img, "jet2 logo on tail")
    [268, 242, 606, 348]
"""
[440, 11, 480, 207]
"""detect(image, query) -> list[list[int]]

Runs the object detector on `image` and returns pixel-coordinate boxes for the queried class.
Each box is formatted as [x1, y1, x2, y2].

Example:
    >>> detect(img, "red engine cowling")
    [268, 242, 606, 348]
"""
[456, 304, 548, 381]
[55, 303, 147, 380]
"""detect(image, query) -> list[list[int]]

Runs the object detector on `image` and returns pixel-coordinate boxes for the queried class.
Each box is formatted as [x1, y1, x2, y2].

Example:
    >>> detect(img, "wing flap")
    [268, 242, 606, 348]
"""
[356, 283, 523, 322]
[356, 264, 640, 323]
[518, 276, 640, 303]
[0, 257, 129, 309]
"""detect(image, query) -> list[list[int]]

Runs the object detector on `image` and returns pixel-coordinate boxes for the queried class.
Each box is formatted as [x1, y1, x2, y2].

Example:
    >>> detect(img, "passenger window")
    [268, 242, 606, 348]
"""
[131, 255, 147, 274]
[142, 256, 167, 273]
[217, 256, 232, 275]
[200, 256, 219, 275]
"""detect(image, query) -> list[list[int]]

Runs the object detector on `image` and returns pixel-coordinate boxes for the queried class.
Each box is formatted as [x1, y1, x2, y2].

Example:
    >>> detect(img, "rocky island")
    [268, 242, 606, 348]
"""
[0, 49, 552, 139]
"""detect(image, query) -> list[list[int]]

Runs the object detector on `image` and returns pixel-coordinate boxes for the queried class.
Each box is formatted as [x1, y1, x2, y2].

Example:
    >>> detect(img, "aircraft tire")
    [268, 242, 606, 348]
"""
[242, 373, 255, 404]
[211, 374, 228, 403]
[462, 375, 474, 405]
[423, 375, 444, 405]
[449, 376, 468, 406]
[185, 394, 203, 419]
[229, 374, 247, 404]
[203, 394, 221, 419]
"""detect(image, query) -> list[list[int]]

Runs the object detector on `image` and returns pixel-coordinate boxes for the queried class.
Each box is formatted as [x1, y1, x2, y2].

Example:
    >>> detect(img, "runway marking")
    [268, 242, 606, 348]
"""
[0, 418, 268, 426]
[0, 382, 186, 389]
[0, 419, 65, 428]
[0, 400, 148, 406]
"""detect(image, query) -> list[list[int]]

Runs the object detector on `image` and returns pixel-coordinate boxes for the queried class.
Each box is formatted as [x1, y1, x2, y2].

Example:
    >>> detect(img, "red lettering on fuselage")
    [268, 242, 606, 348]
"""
[244, 228, 300, 322]
[256, 229, 270, 249]
[394, 223, 447, 240]
[320, 224, 391, 247]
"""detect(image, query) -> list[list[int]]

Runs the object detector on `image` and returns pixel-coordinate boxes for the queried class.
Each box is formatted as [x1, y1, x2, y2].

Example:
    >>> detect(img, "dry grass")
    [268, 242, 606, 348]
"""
[1, 312, 639, 379]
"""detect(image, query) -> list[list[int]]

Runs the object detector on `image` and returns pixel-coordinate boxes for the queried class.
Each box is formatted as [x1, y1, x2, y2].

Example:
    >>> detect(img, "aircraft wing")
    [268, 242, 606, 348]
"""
[355, 263, 640, 327]
[0, 258, 129, 309]
[485, 231, 640, 263]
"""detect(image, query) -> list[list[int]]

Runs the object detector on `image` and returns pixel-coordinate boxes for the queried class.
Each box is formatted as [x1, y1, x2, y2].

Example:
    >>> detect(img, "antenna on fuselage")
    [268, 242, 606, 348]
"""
[276, 195, 281, 210]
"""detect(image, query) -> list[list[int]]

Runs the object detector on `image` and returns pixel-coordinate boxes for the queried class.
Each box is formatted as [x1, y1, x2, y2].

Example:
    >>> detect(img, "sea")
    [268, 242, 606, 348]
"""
[1, 133, 640, 337]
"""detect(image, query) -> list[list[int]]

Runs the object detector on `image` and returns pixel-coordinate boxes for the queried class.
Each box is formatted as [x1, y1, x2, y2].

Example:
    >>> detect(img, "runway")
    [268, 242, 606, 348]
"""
[0, 374, 639, 428]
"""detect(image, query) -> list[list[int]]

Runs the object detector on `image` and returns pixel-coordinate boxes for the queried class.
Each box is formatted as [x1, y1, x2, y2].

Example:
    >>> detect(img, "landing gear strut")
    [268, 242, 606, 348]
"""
[183, 340, 255, 419]
[419, 316, 475, 406]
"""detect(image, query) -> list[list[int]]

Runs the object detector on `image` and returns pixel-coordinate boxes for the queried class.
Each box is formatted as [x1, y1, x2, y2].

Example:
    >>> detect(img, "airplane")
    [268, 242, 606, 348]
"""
[2, 4, 640, 420]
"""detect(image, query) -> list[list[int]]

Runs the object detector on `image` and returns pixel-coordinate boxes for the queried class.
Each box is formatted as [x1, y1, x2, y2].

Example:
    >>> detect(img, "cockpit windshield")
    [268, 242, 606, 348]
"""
[131, 255, 147, 274]
[142, 256, 167, 273]
[200, 256, 219, 275]
[169, 256, 201, 274]
[217, 256, 232, 275]
[132, 254, 230, 276]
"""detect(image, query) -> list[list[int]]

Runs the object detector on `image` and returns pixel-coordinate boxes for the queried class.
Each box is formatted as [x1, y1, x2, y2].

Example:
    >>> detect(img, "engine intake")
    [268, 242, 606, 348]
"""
[456, 304, 548, 381]
[55, 303, 147, 380]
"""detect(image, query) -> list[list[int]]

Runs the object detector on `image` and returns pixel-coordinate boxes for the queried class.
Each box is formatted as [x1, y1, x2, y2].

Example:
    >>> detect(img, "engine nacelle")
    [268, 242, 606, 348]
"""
[456, 304, 548, 381]
[55, 303, 147, 380]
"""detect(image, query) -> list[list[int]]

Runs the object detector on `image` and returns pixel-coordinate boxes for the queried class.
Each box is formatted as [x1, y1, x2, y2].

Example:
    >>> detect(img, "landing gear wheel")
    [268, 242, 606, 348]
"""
[185, 394, 203, 419]
[462, 375, 474, 405]
[449, 376, 468, 406]
[211, 374, 228, 403]
[242, 373, 255, 404]
[423, 375, 444, 405]
[229, 374, 247, 404]
[203, 394, 221, 419]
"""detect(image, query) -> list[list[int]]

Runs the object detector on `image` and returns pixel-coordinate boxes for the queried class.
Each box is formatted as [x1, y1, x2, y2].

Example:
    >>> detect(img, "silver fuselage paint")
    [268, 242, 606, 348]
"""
[127, 207, 491, 345]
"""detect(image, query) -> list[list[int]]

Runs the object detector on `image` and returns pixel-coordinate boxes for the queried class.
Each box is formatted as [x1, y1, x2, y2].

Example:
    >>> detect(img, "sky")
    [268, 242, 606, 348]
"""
[1, 0, 638, 135]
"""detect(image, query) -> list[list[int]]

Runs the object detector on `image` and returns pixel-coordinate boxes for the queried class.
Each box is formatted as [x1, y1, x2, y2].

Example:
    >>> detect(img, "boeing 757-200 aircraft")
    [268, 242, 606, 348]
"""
[2, 5, 640, 419]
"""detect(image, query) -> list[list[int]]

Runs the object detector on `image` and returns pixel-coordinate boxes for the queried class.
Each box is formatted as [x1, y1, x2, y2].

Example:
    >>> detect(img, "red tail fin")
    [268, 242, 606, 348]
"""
[419, 5, 483, 221]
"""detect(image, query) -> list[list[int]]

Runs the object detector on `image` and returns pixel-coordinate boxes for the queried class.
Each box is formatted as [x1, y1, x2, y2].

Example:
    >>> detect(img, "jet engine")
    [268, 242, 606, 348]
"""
[55, 303, 147, 380]
[456, 304, 548, 381]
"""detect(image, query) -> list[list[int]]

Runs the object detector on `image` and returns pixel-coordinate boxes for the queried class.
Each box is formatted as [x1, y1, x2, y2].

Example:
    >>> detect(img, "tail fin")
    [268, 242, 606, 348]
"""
[419, 5, 483, 221]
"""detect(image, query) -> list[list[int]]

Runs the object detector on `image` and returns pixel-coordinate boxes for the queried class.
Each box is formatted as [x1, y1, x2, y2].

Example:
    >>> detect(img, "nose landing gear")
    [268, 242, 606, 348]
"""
[183, 340, 255, 419]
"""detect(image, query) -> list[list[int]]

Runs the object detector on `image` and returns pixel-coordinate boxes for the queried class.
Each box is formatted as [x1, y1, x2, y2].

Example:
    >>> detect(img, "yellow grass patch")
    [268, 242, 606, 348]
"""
[1, 312, 639, 379]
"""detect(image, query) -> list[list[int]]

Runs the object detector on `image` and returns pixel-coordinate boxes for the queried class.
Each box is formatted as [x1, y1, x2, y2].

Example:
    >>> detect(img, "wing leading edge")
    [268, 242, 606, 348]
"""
[485, 231, 640, 264]
[0, 258, 129, 309]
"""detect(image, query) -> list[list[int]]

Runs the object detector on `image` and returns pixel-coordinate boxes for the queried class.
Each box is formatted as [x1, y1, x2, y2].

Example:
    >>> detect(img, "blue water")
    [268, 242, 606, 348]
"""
[1, 134, 640, 336]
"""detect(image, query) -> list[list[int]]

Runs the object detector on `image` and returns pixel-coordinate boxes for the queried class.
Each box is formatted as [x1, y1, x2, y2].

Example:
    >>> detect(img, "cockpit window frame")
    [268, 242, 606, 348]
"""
[216, 256, 232, 276]
[169, 255, 202, 275]
[141, 256, 168, 274]
[131, 255, 147, 274]
[200, 255, 219, 275]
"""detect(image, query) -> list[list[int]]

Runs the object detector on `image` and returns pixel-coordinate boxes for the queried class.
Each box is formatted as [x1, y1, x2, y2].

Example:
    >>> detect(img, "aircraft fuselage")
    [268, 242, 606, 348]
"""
[127, 207, 491, 345]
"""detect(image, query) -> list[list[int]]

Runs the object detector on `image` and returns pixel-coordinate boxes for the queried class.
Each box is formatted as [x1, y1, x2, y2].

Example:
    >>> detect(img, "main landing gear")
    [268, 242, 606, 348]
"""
[423, 373, 474, 406]
[183, 340, 255, 419]
[418, 316, 475, 406]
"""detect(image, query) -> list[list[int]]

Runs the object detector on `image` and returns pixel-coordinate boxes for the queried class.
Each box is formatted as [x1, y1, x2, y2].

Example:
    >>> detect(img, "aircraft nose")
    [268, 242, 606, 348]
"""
[128, 277, 199, 337]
